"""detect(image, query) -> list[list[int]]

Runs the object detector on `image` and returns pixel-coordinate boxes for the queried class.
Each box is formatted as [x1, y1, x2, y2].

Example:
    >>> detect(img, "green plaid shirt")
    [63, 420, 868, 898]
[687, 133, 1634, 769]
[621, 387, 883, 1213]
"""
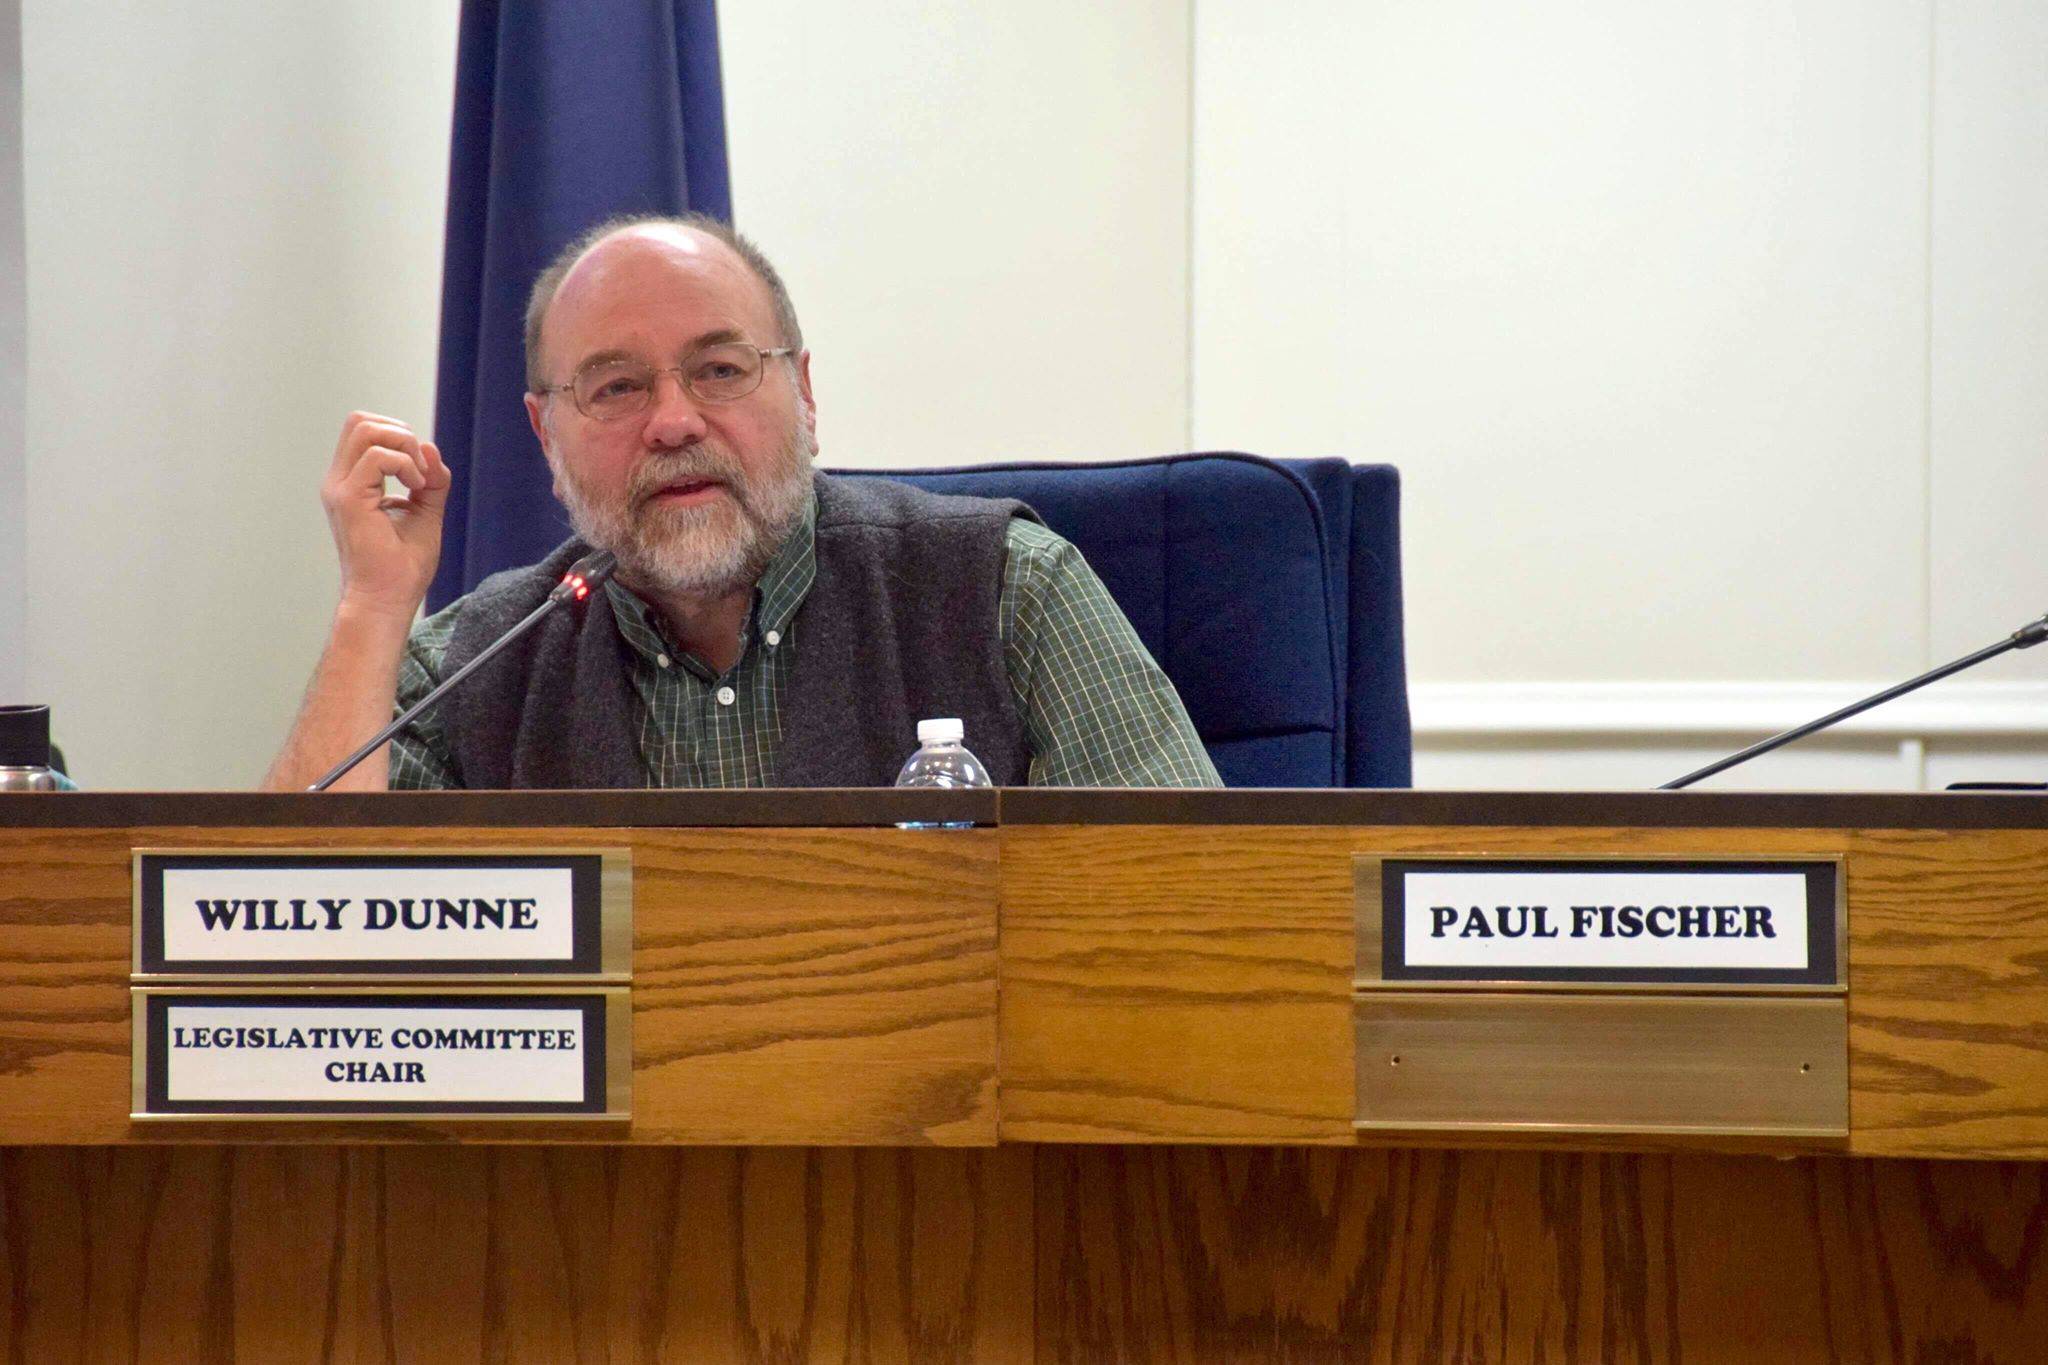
[389, 495, 1221, 789]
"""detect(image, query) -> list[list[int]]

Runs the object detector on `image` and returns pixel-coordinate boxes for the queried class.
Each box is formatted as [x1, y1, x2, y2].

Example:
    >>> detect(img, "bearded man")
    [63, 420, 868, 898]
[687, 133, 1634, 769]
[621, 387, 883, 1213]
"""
[262, 215, 1219, 791]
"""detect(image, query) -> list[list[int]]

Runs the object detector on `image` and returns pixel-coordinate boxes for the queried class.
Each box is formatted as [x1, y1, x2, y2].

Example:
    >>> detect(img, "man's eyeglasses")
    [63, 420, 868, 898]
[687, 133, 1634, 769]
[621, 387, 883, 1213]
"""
[537, 342, 797, 420]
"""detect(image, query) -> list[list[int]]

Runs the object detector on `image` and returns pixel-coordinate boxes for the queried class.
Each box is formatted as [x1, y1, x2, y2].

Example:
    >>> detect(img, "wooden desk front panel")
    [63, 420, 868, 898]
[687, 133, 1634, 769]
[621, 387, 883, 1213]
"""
[4, 814, 2042, 1156]
[0, 825, 999, 1146]
[2, 1145, 2041, 1362]
[1000, 823, 2048, 1159]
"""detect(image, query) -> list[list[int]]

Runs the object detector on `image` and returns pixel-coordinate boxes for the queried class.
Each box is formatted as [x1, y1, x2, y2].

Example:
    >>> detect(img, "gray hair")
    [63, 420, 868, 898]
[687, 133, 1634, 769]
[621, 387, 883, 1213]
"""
[522, 211, 804, 391]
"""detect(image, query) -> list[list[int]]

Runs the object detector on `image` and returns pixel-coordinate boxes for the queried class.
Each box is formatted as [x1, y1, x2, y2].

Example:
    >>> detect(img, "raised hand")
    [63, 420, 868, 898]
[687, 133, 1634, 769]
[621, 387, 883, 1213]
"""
[320, 410, 453, 622]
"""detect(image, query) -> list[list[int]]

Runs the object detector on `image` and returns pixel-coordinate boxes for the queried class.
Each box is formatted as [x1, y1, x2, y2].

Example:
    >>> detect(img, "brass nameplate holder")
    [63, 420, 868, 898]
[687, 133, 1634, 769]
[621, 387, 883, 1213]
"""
[130, 849, 632, 1122]
[1353, 855, 1847, 1139]
[132, 849, 632, 980]
[132, 987, 631, 1121]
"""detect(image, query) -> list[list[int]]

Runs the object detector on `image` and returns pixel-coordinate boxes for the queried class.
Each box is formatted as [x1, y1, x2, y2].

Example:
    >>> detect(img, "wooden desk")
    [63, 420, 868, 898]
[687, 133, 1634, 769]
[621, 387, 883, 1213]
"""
[0, 790, 2042, 1360]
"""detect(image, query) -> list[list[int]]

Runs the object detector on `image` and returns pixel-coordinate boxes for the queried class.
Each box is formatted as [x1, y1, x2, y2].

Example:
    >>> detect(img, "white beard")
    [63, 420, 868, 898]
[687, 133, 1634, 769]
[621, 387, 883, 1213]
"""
[554, 419, 815, 600]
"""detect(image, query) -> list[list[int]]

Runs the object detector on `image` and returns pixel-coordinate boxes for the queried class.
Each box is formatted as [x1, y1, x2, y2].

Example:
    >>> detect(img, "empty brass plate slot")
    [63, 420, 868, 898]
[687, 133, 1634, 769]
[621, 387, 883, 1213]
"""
[1355, 992, 1846, 1137]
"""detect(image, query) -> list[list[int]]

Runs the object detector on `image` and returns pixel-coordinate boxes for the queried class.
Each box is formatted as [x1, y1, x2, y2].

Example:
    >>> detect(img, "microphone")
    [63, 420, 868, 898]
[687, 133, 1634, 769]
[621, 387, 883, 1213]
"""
[1660, 609, 2048, 790]
[308, 549, 619, 792]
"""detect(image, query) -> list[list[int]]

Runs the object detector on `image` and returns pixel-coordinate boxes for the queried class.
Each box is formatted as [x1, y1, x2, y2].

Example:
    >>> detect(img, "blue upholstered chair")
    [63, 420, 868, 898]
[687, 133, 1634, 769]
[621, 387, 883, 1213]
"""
[837, 453, 1411, 787]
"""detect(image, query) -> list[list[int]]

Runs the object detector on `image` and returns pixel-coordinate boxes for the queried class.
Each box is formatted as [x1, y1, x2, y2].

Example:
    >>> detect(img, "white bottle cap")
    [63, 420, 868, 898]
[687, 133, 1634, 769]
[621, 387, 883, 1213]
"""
[917, 717, 964, 745]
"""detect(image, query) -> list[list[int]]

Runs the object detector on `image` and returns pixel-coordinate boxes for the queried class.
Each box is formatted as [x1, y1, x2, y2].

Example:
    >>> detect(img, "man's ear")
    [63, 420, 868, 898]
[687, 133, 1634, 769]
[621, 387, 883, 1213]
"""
[795, 350, 817, 439]
[524, 391, 550, 451]
[525, 392, 567, 498]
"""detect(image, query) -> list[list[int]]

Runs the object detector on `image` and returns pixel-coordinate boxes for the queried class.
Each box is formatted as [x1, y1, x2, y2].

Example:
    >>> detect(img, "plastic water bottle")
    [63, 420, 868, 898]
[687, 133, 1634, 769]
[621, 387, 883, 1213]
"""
[893, 718, 991, 828]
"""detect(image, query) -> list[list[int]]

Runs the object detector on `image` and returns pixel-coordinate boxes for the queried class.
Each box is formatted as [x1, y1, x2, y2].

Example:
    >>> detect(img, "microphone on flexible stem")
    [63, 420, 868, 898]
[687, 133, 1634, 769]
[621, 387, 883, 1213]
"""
[308, 549, 619, 792]
[1659, 609, 2048, 790]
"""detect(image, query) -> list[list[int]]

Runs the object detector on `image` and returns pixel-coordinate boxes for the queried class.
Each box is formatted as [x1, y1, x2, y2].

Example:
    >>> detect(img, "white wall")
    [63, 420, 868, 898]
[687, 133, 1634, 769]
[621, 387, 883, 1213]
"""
[719, 3, 1190, 469]
[1929, 0, 2048, 679]
[23, 3, 458, 787]
[0, 0, 21, 702]
[18, 2, 2048, 789]
[1194, 0, 2048, 789]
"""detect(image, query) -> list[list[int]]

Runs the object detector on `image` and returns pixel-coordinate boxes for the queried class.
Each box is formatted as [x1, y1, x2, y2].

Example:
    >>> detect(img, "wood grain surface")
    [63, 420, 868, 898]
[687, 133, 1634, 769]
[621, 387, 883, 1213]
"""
[0, 825, 999, 1145]
[1001, 823, 2048, 1158]
[999, 825, 1356, 1144]
[4, 817, 2047, 1156]
[1841, 826, 2048, 1159]
[1034, 1146, 2048, 1363]
[0, 1145, 1035, 1363]
[0, 1145, 2040, 1362]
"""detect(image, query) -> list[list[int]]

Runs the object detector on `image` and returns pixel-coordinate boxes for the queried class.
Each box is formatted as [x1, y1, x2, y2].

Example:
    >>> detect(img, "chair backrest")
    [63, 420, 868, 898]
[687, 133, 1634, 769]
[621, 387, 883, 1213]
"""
[834, 453, 1411, 787]
[1271, 459, 1413, 788]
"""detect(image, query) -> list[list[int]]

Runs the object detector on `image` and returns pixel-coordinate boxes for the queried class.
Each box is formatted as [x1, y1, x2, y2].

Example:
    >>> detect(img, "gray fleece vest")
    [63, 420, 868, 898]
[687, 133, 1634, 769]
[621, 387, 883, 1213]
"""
[439, 473, 1031, 788]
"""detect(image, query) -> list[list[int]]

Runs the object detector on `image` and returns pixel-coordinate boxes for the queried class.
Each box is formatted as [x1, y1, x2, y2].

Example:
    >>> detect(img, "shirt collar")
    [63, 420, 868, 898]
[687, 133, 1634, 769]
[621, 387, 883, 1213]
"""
[602, 490, 818, 663]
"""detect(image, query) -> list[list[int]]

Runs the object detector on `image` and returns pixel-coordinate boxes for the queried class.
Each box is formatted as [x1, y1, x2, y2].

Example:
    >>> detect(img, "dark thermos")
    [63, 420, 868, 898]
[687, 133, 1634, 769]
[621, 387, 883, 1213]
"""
[0, 705, 60, 792]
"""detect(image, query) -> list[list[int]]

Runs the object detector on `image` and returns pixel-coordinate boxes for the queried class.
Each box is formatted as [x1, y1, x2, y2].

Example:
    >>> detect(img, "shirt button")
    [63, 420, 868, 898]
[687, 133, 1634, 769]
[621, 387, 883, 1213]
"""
[764, 629, 781, 648]
[656, 654, 671, 669]
[716, 686, 736, 706]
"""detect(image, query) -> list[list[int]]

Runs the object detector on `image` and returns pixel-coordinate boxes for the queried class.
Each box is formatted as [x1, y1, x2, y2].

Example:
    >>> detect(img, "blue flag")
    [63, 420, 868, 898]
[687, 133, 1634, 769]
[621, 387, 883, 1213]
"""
[430, 0, 731, 609]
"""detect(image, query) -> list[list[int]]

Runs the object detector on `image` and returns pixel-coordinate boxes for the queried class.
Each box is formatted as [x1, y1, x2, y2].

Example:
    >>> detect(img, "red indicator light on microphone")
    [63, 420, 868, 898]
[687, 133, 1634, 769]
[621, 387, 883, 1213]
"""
[554, 555, 612, 605]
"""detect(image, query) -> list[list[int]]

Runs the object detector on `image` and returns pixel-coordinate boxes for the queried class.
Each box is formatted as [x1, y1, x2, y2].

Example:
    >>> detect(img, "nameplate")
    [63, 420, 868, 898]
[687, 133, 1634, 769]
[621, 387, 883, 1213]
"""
[1356, 856, 1842, 988]
[133, 850, 629, 978]
[131, 990, 629, 1119]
